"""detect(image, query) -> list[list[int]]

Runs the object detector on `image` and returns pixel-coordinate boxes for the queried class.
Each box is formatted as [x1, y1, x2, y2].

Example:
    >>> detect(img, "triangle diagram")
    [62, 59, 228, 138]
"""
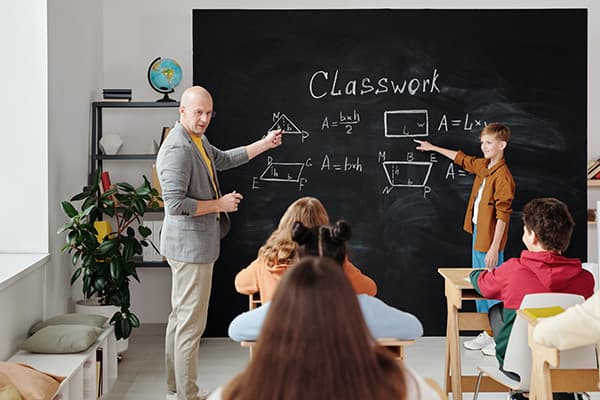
[268, 113, 303, 135]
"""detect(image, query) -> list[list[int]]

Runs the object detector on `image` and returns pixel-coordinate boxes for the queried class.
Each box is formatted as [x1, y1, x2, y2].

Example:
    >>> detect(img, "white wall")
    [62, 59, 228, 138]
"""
[0, 266, 44, 360]
[101, 0, 599, 321]
[0, 1, 48, 253]
[0, 0, 104, 360]
[47, 0, 104, 317]
[0, 0, 48, 359]
[587, 5, 600, 262]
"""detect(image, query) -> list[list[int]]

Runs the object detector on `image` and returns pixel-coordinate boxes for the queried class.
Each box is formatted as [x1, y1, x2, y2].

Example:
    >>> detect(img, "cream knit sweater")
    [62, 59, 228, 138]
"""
[534, 291, 600, 350]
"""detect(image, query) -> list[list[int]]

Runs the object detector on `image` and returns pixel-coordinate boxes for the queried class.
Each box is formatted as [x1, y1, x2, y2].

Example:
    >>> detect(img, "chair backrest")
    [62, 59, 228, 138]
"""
[582, 262, 599, 293]
[503, 292, 595, 389]
[248, 292, 261, 310]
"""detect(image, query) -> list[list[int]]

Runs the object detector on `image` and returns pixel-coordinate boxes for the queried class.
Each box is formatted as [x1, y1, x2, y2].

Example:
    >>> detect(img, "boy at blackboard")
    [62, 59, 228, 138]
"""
[415, 123, 515, 354]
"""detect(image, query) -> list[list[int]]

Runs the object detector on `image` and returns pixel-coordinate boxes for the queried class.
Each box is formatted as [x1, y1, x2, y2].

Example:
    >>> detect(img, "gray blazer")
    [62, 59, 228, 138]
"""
[156, 122, 249, 263]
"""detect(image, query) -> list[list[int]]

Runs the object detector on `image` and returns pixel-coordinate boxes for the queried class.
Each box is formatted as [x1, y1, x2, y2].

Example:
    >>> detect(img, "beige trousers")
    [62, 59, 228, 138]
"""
[165, 259, 214, 400]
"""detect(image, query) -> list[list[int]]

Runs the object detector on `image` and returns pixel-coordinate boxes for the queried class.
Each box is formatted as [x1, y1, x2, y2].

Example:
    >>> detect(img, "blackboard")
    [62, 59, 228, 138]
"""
[192, 9, 588, 336]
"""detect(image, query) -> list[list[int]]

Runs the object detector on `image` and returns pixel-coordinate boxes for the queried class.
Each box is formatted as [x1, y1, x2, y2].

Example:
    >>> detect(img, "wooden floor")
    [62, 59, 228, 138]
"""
[104, 324, 599, 400]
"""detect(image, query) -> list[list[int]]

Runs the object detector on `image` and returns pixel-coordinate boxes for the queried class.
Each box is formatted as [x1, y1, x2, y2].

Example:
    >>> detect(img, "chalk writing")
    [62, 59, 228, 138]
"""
[321, 109, 361, 135]
[269, 112, 310, 143]
[255, 106, 484, 196]
[321, 155, 363, 173]
[445, 163, 467, 179]
[437, 113, 487, 132]
[382, 161, 432, 188]
[308, 68, 441, 99]
[384, 110, 429, 137]
[253, 156, 311, 191]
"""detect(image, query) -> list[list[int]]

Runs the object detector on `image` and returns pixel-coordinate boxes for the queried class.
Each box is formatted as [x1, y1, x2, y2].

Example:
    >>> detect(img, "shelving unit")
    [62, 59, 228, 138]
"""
[90, 101, 179, 185]
[9, 325, 117, 400]
[90, 101, 179, 268]
[589, 181, 600, 226]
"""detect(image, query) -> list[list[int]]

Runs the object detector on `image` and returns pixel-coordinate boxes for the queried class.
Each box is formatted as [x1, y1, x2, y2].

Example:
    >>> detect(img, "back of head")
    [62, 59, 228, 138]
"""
[291, 220, 351, 266]
[277, 196, 330, 232]
[523, 197, 574, 252]
[223, 257, 405, 400]
[258, 197, 329, 266]
[481, 122, 511, 143]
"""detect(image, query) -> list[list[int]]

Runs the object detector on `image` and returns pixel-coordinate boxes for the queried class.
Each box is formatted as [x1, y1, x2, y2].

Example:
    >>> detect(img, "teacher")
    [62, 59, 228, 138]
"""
[156, 85, 282, 400]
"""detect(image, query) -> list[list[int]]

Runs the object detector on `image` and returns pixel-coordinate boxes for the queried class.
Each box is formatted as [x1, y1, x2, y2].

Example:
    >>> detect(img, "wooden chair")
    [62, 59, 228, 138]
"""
[521, 310, 599, 400]
[473, 293, 589, 400]
[248, 292, 261, 310]
[425, 378, 449, 400]
[376, 338, 415, 362]
[240, 292, 262, 357]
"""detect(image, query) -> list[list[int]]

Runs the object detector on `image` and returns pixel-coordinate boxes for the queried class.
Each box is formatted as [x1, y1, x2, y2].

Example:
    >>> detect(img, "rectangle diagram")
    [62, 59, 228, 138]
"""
[383, 161, 432, 187]
[260, 162, 305, 183]
[384, 109, 429, 137]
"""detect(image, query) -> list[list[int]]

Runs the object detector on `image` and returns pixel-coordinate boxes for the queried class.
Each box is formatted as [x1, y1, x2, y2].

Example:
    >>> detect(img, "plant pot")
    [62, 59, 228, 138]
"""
[75, 299, 129, 354]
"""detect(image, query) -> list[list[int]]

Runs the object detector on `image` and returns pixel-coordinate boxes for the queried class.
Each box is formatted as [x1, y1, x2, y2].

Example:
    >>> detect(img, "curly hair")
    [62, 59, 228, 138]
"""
[522, 197, 574, 252]
[257, 197, 329, 266]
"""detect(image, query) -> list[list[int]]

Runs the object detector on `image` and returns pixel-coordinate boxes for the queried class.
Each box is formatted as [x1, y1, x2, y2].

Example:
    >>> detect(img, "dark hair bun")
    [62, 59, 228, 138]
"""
[331, 220, 352, 243]
[291, 221, 313, 245]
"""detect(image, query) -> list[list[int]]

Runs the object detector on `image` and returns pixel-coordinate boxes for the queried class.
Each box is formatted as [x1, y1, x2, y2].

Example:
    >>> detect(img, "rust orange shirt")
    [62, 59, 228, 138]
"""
[235, 256, 377, 303]
[454, 150, 516, 252]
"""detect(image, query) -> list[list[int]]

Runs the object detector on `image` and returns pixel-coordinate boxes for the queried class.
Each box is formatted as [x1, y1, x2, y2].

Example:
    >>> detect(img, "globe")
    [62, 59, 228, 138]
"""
[147, 57, 183, 102]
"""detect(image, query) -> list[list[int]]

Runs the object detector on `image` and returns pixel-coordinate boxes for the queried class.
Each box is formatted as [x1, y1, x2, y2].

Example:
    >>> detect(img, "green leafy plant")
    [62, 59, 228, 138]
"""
[58, 169, 161, 339]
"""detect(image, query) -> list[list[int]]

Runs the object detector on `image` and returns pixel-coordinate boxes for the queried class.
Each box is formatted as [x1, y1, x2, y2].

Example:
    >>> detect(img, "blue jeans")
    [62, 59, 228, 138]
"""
[472, 225, 503, 313]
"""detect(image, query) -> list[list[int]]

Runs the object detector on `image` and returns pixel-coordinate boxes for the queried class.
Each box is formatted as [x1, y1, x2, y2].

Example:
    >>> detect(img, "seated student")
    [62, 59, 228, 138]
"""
[234, 196, 376, 303]
[228, 220, 422, 342]
[210, 257, 438, 400]
[469, 197, 594, 375]
[534, 290, 600, 350]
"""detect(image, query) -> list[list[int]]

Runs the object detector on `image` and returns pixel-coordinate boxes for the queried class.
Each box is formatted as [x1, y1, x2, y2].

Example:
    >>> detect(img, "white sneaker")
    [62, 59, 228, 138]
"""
[166, 394, 177, 400]
[463, 332, 494, 350]
[481, 342, 496, 356]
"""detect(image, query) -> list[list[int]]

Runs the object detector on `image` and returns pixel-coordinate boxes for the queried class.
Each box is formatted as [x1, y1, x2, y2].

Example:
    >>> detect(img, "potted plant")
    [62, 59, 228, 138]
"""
[58, 169, 161, 340]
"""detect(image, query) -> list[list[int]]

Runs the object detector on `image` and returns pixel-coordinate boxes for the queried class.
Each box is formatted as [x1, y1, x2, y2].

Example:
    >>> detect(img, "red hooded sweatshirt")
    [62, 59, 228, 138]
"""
[470, 250, 594, 367]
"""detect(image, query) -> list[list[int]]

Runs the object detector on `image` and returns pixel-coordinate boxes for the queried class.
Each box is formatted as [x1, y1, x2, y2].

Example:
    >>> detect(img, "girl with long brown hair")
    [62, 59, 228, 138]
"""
[210, 257, 438, 400]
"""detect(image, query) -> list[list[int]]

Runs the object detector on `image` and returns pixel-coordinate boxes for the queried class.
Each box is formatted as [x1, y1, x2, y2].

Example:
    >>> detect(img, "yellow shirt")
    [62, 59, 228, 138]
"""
[191, 135, 218, 196]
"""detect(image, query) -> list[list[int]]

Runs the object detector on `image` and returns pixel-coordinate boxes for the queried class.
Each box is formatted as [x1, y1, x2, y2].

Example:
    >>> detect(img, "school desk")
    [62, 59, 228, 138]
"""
[240, 338, 415, 362]
[438, 267, 507, 399]
[518, 309, 599, 400]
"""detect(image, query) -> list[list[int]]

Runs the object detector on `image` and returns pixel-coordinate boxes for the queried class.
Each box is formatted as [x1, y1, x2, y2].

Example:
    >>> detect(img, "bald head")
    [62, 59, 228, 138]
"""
[180, 86, 212, 107]
[179, 86, 214, 137]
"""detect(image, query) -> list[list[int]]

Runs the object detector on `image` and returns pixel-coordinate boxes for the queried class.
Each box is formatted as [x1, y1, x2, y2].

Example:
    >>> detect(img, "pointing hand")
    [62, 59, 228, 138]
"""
[264, 129, 283, 149]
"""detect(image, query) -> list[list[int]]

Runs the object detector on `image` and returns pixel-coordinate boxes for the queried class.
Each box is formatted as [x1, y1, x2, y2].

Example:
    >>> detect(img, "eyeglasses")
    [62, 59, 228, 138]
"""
[191, 110, 216, 118]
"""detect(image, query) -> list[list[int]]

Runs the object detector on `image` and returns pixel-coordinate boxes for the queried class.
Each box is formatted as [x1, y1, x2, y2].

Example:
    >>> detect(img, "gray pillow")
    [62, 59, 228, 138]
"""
[20, 325, 103, 354]
[29, 313, 107, 336]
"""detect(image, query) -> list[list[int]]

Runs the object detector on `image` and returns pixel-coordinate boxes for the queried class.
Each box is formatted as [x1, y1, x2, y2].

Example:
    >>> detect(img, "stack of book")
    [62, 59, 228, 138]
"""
[103, 88, 132, 101]
[588, 159, 600, 180]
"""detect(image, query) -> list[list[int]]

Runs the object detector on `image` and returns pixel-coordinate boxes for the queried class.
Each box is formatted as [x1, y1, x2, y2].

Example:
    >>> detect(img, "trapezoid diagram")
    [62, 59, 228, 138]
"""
[383, 161, 432, 188]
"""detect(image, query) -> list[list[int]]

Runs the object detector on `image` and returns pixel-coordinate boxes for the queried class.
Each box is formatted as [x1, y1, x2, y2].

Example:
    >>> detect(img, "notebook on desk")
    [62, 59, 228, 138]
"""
[520, 306, 565, 320]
